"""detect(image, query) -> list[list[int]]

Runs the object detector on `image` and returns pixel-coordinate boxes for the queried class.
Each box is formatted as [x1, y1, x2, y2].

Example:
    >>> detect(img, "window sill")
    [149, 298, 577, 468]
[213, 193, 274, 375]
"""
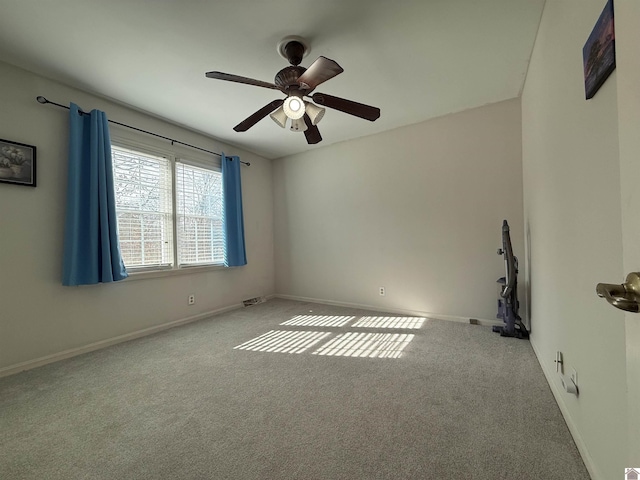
[123, 264, 227, 281]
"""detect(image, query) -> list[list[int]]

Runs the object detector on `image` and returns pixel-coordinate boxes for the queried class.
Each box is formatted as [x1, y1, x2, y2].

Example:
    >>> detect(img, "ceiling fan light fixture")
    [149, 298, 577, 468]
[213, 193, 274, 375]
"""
[289, 117, 308, 132]
[304, 102, 325, 125]
[283, 95, 305, 120]
[269, 106, 288, 128]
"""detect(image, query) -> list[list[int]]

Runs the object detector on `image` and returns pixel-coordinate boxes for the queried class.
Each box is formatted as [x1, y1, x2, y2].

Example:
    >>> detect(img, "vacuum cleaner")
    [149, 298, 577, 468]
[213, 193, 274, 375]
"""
[493, 220, 529, 339]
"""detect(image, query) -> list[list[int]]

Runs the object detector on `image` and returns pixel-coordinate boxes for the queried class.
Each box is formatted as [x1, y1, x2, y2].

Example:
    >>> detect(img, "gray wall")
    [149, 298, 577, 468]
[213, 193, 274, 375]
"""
[521, 1, 627, 478]
[273, 98, 524, 322]
[0, 61, 275, 372]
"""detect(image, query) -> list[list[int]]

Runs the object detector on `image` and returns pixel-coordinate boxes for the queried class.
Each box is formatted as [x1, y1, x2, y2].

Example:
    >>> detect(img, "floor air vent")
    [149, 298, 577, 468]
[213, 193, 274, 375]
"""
[243, 296, 266, 307]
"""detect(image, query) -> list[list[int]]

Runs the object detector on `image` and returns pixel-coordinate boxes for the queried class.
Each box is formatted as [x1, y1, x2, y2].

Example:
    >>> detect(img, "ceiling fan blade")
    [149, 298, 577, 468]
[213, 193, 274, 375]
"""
[311, 93, 380, 121]
[303, 114, 322, 144]
[234, 100, 284, 132]
[205, 71, 280, 90]
[296, 56, 344, 91]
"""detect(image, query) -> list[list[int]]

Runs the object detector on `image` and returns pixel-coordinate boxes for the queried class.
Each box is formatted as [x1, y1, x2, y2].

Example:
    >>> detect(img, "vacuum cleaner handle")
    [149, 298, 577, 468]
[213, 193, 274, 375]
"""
[500, 220, 517, 299]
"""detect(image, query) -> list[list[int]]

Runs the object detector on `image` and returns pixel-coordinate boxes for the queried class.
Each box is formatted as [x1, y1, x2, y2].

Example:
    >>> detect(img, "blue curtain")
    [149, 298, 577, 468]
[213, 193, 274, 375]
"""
[62, 103, 128, 286]
[221, 153, 247, 267]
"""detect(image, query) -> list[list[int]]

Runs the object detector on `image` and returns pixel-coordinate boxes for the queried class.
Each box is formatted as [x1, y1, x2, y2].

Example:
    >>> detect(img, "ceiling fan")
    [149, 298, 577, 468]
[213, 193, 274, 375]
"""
[205, 36, 380, 145]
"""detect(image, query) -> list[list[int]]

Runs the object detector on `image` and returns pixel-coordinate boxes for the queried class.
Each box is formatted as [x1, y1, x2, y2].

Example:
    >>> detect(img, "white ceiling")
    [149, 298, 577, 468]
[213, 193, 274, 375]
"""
[0, 0, 545, 159]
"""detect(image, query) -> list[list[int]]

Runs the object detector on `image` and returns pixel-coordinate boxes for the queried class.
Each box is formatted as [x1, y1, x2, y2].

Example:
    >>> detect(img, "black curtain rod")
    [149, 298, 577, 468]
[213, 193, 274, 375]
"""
[36, 96, 250, 166]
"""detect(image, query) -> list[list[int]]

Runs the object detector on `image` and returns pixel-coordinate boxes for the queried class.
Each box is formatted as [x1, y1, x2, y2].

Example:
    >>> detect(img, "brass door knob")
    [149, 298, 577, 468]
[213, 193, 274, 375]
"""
[596, 272, 640, 313]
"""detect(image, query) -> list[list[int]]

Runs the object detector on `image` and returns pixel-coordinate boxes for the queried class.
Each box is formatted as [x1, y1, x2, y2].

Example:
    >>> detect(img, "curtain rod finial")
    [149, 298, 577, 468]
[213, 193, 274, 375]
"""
[36, 96, 48, 104]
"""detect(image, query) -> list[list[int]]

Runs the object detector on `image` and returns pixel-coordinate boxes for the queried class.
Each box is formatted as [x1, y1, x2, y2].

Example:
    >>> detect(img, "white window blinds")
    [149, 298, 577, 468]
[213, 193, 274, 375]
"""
[175, 161, 224, 266]
[112, 146, 173, 268]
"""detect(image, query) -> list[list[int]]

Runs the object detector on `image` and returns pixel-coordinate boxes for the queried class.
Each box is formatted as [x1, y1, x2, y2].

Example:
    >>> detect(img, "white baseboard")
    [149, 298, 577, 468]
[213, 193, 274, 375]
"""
[529, 338, 600, 480]
[273, 294, 503, 327]
[0, 302, 244, 379]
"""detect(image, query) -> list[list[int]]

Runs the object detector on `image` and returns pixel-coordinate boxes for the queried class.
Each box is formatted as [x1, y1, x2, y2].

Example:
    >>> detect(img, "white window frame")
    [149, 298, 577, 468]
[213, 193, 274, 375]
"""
[111, 136, 226, 280]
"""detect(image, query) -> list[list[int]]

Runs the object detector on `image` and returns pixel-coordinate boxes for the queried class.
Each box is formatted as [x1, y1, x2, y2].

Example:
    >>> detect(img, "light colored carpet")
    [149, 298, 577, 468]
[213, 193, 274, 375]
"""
[0, 299, 589, 479]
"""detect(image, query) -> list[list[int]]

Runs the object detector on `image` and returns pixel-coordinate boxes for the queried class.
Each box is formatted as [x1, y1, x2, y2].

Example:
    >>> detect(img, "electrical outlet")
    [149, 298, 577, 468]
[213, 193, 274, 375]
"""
[379, 286, 385, 296]
[188, 294, 195, 305]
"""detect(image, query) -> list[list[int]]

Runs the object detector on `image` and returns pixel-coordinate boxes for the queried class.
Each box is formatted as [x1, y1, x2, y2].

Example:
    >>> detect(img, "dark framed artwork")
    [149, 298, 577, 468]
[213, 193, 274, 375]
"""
[583, 0, 616, 100]
[0, 138, 37, 187]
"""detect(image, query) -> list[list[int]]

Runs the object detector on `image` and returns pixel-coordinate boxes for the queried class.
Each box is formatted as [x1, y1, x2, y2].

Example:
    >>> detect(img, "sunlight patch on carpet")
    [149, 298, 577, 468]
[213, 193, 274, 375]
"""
[312, 332, 414, 358]
[352, 316, 425, 329]
[234, 330, 330, 354]
[280, 315, 355, 327]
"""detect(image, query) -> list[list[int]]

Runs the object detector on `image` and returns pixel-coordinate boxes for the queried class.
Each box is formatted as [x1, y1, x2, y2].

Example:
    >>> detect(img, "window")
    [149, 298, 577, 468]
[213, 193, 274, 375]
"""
[176, 162, 224, 266]
[111, 143, 224, 271]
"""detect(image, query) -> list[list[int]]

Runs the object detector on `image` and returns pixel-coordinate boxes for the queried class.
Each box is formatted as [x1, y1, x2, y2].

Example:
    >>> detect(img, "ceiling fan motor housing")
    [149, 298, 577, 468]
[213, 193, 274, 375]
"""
[275, 66, 307, 90]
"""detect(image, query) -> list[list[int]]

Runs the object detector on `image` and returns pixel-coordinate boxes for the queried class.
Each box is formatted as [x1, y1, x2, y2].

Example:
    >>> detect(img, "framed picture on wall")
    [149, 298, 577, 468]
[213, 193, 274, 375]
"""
[583, 0, 616, 100]
[0, 138, 36, 187]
